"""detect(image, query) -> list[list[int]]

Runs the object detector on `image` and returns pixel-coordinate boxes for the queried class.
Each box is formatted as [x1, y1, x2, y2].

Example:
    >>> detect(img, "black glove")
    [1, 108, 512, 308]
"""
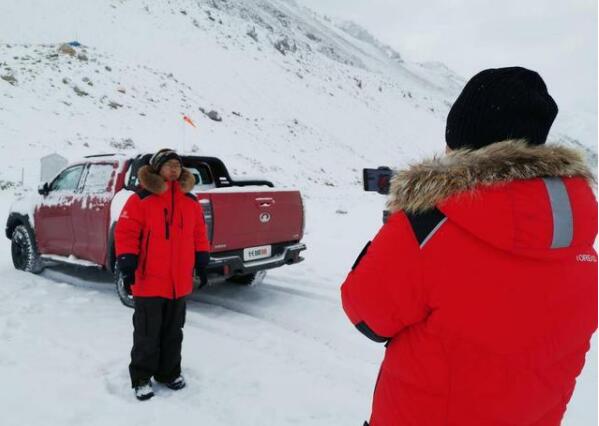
[117, 254, 138, 295]
[195, 251, 210, 289]
[197, 268, 208, 289]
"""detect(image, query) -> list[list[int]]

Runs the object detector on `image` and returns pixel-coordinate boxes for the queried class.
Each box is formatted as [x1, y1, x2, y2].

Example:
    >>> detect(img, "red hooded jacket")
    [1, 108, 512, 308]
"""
[342, 141, 597, 426]
[115, 165, 210, 299]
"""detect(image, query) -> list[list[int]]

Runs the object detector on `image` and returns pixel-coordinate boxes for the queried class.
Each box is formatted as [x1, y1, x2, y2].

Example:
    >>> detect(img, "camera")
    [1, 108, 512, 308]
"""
[363, 167, 392, 195]
[363, 167, 393, 223]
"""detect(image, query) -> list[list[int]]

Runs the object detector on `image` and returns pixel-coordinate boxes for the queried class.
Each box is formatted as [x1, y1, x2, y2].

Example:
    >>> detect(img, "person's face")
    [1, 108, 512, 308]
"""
[159, 159, 182, 181]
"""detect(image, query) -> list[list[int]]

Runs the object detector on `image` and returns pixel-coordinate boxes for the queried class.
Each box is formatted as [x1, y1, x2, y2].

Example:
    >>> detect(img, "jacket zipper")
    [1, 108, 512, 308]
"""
[170, 184, 176, 298]
[164, 208, 170, 240]
[142, 231, 151, 274]
[171, 184, 175, 225]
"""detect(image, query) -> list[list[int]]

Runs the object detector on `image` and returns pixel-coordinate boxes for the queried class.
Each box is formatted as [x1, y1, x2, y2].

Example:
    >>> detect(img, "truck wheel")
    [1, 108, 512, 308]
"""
[114, 264, 135, 308]
[11, 225, 43, 273]
[228, 270, 267, 286]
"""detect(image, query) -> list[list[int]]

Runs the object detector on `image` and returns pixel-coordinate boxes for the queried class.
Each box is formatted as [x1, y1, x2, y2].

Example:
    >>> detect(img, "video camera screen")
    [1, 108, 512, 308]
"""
[363, 167, 393, 195]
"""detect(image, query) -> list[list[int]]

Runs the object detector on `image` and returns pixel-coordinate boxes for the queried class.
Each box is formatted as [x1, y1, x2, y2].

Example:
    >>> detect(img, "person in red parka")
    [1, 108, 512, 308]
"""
[342, 67, 597, 426]
[115, 148, 210, 401]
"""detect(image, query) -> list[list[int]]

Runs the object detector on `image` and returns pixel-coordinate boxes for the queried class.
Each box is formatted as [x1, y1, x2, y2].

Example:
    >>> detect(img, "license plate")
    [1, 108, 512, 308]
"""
[243, 245, 272, 261]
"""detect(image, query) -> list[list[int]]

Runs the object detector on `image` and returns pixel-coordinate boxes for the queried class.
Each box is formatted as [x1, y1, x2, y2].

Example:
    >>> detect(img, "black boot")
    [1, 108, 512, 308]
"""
[157, 375, 186, 390]
[134, 380, 154, 401]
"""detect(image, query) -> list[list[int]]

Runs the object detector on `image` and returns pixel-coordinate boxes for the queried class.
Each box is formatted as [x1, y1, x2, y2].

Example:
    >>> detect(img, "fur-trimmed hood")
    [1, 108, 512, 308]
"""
[138, 165, 195, 194]
[388, 140, 594, 214]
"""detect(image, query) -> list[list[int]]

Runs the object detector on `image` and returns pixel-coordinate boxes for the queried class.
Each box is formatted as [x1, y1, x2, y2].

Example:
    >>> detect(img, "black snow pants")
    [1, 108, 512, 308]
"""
[129, 296, 186, 387]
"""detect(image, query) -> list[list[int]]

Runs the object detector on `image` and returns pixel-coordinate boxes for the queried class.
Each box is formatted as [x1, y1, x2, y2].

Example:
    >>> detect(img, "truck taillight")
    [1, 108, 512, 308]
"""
[200, 199, 214, 242]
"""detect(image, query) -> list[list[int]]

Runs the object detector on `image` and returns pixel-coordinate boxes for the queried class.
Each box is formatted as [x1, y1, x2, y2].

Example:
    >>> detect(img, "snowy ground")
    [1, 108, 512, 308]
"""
[0, 1, 595, 424]
[0, 189, 595, 426]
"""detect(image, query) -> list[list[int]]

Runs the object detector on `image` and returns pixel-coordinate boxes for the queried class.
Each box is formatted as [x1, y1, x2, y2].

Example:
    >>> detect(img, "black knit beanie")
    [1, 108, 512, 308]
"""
[149, 148, 182, 172]
[445, 67, 558, 150]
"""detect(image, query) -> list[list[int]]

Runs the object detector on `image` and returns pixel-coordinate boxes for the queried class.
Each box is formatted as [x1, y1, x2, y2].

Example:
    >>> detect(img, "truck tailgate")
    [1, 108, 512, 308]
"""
[197, 190, 303, 252]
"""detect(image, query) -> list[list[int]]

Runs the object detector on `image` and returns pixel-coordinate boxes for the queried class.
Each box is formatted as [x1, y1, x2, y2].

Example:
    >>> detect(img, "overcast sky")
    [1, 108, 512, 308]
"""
[297, 0, 597, 119]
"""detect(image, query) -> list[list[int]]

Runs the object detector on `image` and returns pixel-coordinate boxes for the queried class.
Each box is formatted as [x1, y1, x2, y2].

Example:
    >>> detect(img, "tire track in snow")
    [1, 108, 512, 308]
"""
[259, 281, 337, 304]
[267, 270, 340, 291]
[33, 263, 376, 365]
[189, 286, 373, 364]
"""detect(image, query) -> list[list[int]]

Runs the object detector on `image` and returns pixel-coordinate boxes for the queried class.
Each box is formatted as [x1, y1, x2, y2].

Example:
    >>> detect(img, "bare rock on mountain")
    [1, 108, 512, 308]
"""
[247, 26, 259, 42]
[1, 74, 17, 85]
[58, 44, 76, 56]
[73, 86, 88, 96]
[207, 110, 222, 122]
[274, 37, 296, 56]
[109, 138, 135, 149]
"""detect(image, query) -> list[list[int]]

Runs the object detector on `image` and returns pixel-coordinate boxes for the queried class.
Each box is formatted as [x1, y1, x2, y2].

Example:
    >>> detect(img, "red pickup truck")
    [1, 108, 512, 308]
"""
[6, 153, 306, 306]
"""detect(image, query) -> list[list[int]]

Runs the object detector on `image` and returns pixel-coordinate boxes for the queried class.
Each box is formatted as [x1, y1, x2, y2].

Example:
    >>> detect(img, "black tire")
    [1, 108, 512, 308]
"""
[11, 224, 43, 273]
[227, 270, 267, 286]
[114, 263, 135, 308]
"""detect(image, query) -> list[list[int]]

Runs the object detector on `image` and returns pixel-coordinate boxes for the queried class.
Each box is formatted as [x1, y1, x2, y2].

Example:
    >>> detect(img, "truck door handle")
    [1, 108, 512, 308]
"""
[255, 197, 275, 208]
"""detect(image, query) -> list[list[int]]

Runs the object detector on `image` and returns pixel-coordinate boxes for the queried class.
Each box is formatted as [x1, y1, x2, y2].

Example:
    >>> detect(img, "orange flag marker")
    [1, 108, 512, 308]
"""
[183, 115, 197, 128]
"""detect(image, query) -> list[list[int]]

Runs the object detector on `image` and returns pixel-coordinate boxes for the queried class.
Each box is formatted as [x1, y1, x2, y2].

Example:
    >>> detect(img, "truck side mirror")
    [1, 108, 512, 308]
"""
[38, 182, 50, 196]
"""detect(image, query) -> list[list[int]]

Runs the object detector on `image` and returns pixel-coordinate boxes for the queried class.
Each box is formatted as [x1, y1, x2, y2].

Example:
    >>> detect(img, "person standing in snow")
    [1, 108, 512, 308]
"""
[341, 67, 597, 425]
[115, 148, 211, 401]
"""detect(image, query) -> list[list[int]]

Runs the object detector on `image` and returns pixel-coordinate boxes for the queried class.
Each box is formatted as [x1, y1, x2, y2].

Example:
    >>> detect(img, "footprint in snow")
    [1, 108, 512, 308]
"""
[101, 364, 133, 400]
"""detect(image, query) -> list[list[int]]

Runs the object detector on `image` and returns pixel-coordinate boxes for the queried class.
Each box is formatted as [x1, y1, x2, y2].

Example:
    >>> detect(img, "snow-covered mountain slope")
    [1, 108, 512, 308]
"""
[0, 0, 594, 193]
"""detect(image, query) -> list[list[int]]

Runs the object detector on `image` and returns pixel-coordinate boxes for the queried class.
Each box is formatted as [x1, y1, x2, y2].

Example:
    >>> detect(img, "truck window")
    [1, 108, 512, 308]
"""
[82, 163, 117, 194]
[187, 163, 215, 190]
[195, 166, 210, 184]
[50, 165, 85, 192]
